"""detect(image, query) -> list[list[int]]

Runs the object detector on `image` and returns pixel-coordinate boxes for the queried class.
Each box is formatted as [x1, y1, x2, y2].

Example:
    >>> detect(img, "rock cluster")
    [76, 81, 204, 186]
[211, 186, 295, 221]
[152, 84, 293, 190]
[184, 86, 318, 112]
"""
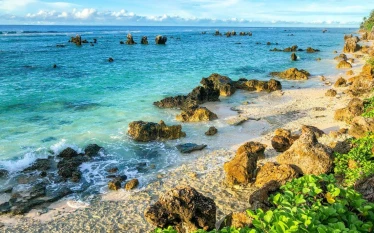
[128, 120, 186, 142]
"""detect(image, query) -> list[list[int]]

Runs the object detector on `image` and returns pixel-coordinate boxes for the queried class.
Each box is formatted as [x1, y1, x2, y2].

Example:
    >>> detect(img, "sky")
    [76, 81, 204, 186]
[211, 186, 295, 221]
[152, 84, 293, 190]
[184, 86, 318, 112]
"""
[0, 0, 372, 27]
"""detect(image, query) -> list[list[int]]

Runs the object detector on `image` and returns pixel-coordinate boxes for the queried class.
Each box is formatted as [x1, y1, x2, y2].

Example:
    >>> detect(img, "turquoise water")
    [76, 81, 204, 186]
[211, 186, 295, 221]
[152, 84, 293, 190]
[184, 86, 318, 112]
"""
[0, 26, 356, 195]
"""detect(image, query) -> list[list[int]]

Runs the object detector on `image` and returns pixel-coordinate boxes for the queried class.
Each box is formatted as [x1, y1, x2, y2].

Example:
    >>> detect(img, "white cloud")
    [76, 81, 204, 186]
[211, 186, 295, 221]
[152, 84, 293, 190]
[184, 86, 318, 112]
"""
[73, 8, 96, 19]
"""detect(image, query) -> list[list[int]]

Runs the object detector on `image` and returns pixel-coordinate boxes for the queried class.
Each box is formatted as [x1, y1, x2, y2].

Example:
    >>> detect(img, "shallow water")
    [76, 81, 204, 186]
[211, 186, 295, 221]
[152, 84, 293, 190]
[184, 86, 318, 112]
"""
[0, 25, 357, 197]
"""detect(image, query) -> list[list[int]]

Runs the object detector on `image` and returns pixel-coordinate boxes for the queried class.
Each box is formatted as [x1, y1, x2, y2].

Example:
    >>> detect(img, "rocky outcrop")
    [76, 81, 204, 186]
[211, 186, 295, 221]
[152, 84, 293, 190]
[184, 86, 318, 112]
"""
[70, 35, 82, 46]
[325, 89, 337, 97]
[141, 36, 148, 44]
[337, 60, 352, 69]
[271, 128, 299, 152]
[355, 175, 374, 202]
[204, 73, 236, 97]
[254, 162, 299, 188]
[125, 178, 139, 190]
[128, 120, 186, 142]
[270, 68, 310, 80]
[176, 143, 207, 153]
[306, 47, 320, 53]
[249, 180, 280, 211]
[334, 98, 364, 123]
[348, 116, 374, 138]
[283, 45, 299, 52]
[234, 79, 282, 92]
[276, 127, 333, 175]
[205, 126, 218, 136]
[176, 107, 218, 122]
[155, 35, 167, 44]
[302, 125, 325, 138]
[224, 142, 266, 186]
[126, 33, 136, 45]
[343, 37, 361, 53]
[144, 186, 216, 233]
[291, 53, 297, 61]
[348, 63, 374, 96]
[334, 77, 347, 87]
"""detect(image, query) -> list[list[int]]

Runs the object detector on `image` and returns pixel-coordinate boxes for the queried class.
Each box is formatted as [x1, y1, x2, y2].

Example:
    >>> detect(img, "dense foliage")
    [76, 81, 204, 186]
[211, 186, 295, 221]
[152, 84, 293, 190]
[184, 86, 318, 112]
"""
[153, 175, 374, 233]
[362, 96, 374, 118]
[360, 10, 374, 31]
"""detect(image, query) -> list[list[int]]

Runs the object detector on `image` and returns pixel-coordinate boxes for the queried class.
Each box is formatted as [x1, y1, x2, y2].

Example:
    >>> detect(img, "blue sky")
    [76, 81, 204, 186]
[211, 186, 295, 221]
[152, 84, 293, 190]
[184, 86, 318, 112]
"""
[0, 0, 372, 27]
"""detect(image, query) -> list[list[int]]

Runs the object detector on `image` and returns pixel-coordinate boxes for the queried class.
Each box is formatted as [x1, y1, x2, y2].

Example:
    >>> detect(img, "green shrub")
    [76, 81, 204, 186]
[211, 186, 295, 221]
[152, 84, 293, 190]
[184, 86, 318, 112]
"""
[334, 135, 374, 186]
[361, 10, 374, 31]
[363, 96, 374, 118]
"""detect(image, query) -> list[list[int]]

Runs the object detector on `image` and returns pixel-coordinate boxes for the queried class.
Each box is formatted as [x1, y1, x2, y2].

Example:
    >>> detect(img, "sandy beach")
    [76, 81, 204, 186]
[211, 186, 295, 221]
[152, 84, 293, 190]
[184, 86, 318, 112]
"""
[0, 40, 370, 233]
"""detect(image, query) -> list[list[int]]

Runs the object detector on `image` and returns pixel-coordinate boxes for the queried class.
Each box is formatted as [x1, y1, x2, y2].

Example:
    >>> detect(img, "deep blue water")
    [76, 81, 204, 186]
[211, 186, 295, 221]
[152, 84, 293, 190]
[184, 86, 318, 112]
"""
[0, 25, 357, 195]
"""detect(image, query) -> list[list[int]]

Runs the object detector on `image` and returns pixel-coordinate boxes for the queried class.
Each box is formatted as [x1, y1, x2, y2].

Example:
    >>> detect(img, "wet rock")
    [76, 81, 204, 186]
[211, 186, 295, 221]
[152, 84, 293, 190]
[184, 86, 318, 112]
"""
[176, 107, 218, 122]
[205, 126, 218, 136]
[215, 30, 221, 36]
[0, 169, 8, 178]
[23, 158, 52, 172]
[120, 41, 125, 44]
[155, 35, 167, 45]
[334, 77, 347, 87]
[107, 167, 118, 173]
[271, 128, 298, 152]
[128, 120, 186, 142]
[255, 162, 299, 188]
[283, 45, 298, 52]
[224, 142, 266, 186]
[141, 36, 148, 44]
[276, 127, 333, 175]
[325, 89, 337, 97]
[70, 35, 82, 46]
[355, 175, 374, 202]
[153, 95, 190, 109]
[343, 37, 361, 53]
[270, 68, 310, 80]
[334, 98, 364, 123]
[337, 60, 352, 69]
[84, 144, 102, 157]
[57, 155, 89, 182]
[57, 147, 78, 159]
[219, 212, 253, 229]
[125, 178, 139, 190]
[125, 33, 136, 45]
[348, 116, 374, 138]
[176, 143, 207, 153]
[291, 53, 297, 61]
[306, 47, 320, 53]
[108, 178, 122, 191]
[249, 180, 280, 211]
[108, 57, 114, 62]
[234, 79, 282, 92]
[53, 64, 57, 68]
[204, 73, 236, 97]
[144, 186, 216, 233]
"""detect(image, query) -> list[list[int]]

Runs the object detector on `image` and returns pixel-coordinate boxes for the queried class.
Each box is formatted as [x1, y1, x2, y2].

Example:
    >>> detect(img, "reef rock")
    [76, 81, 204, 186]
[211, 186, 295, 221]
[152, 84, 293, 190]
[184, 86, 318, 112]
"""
[337, 60, 352, 69]
[176, 107, 218, 122]
[155, 35, 167, 45]
[355, 175, 374, 202]
[203, 73, 236, 97]
[128, 120, 186, 142]
[270, 68, 310, 80]
[144, 186, 216, 233]
[140, 36, 148, 44]
[254, 162, 299, 188]
[70, 35, 82, 46]
[334, 98, 364, 123]
[125, 33, 136, 45]
[291, 53, 297, 61]
[306, 47, 320, 53]
[219, 212, 253, 229]
[205, 126, 218, 136]
[271, 128, 298, 152]
[334, 77, 347, 87]
[343, 37, 361, 53]
[84, 144, 102, 157]
[224, 142, 266, 186]
[276, 127, 333, 175]
[348, 116, 374, 138]
[325, 89, 337, 97]
[176, 143, 207, 153]
[125, 178, 139, 190]
[234, 79, 282, 92]
[249, 180, 280, 211]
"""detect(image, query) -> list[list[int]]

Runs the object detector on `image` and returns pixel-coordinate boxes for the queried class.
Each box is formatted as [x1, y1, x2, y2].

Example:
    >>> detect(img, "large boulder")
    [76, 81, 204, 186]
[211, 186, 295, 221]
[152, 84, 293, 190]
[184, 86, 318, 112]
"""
[128, 120, 186, 142]
[334, 98, 364, 123]
[155, 35, 167, 45]
[57, 154, 89, 182]
[343, 38, 361, 53]
[203, 73, 236, 97]
[57, 147, 78, 159]
[306, 47, 320, 53]
[144, 186, 216, 233]
[355, 175, 374, 202]
[234, 79, 282, 92]
[271, 128, 298, 152]
[276, 127, 334, 175]
[348, 64, 374, 96]
[337, 60, 352, 69]
[176, 107, 218, 122]
[249, 180, 280, 211]
[140, 36, 148, 45]
[224, 142, 266, 186]
[291, 53, 297, 61]
[125, 33, 136, 45]
[70, 35, 82, 46]
[334, 77, 347, 87]
[270, 68, 310, 80]
[254, 162, 299, 188]
[348, 116, 374, 138]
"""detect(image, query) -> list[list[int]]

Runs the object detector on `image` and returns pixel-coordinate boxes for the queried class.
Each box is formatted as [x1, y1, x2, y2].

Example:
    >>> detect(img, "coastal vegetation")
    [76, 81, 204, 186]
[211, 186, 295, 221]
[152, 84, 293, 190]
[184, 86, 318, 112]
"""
[361, 10, 374, 31]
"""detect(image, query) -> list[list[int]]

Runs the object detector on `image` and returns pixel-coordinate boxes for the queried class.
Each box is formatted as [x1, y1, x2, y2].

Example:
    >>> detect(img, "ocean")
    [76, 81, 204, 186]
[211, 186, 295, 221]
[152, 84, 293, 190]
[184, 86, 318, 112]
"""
[0, 25, 356, 198]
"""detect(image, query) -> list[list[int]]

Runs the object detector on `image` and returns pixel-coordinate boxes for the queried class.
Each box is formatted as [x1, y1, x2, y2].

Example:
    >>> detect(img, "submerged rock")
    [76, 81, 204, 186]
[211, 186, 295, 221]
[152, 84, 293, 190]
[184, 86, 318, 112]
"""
[84, 144, 102, 157]
[224, 142, 266, 186]
[334, 98, 364, 123]
[176, 107, 218, 122]
[125, 33, 136, 45]
[23, 158, 52, 172]
[255, 162, 299, 188]
[270, 68, 310, 80]
[205, 126, 218, 136]
[144, 186, 216, 233]
[128, 120, 186, 142]
[276, 126, 333, 175]
[176, 143, 207, 153]
[0, 169, 8, 178]
[155, 35, 167, 44]
[306, 47, 320, 53]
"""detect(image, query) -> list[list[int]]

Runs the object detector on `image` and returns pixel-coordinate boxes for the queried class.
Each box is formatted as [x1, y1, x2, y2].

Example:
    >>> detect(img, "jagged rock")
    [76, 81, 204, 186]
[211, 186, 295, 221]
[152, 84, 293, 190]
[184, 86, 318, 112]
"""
[276, 127, 333, 175]
[125, 33, 136, 45]
[231, 31, 236, 36]
[325, 89, 337, 97]
[343, 37, 361, 53]
[302, 125, 325, 138]
[225, 31, 231, 37]
[205, 126, 218, 136]
[128, 120, 186, 142]
[108, 178, 122, 191]
[176, 143, 207, 153]
[334, 77, 347, 87]
[291, 53, 297, 61]
[107, 167, 118, 173]
[349, 116, 374, 138]
[203, 73, 236, 97]
[271, 128, 298, 152]
[355, 175, 374, 202]
[255, 162, 299, 188]
[141, 36, 148, 44]
[108, 57, 114, 62]
[270, 68, 310, 80]
[249, 180, 280, 211]
[224, 142, 266, 186]
[219, 212, 253, 229]
[125, 178, 139, 190]
[176, 107, 218, 122]
[0, 169, 8, 178]
[334, 98, 364, 123]
[70, 35, 82, 46]
[154, 95, 190, 109]
[23, 158, 52, 172]
[337, 60, 352, 69]
[57, 155, 88, 182]
[306, 47, 320, 53]
[347, 63, 374, 96]
[215, 30, 221, 36]
[155, 35, 167, 44]
[84, 144, 102, 157]
[344, 34, 353, 40]
[234, 79, 282, 92]
[144, 186, 216, 233]
[283, 45, 298, 52]
[329, 140, 352, 154]
[57, 147, 78, 159]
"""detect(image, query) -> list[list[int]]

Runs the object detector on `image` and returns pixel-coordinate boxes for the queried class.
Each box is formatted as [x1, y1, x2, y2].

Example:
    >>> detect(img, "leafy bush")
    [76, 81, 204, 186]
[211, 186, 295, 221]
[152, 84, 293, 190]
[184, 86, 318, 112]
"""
[334, 134, 374, 187]
[154, 175, 374, 233]
[363, 96, 374, 118]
